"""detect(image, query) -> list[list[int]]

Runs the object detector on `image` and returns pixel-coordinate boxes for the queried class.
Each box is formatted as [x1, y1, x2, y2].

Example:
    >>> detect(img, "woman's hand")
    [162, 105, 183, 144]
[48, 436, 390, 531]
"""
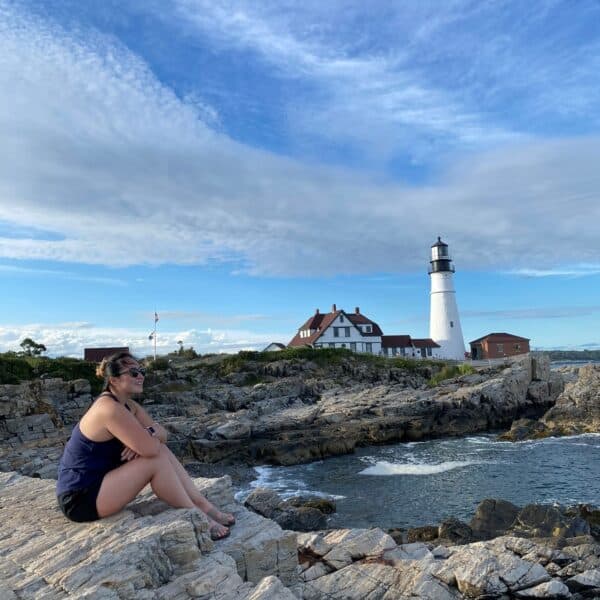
[121, 446, 139, 462]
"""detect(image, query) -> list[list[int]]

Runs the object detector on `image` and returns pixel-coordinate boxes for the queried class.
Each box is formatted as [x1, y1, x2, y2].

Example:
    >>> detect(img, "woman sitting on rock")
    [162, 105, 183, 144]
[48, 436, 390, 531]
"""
[56, 351, 234, 539]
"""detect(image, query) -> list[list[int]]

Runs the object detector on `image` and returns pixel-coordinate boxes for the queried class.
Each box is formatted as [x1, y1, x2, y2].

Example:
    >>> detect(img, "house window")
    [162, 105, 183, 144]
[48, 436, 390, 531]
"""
[497, 344, 504, 353]
[333, 327, 340, 338]
[515, 344, 520, 350]
[344, 327, 350, 337]
[427, 347, 432, 357]
[339, 315, 344, 323]
[365, 325, 372, 333]
[392, 348, 397, 356]
[450, 321, 454, 328]
[350, 342, 357, 351]
[329, 343, 335, 348]
[400, 348, 406, 356]
[341, 343, 346, 348]
[365, 343, 372, 353]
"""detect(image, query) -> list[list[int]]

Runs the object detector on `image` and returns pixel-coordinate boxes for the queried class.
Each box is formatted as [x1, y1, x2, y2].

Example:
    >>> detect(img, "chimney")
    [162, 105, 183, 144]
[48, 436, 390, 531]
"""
[332, 303, 337, 312]
[315, 308, 320, 315]
[355, 306, 360, 314]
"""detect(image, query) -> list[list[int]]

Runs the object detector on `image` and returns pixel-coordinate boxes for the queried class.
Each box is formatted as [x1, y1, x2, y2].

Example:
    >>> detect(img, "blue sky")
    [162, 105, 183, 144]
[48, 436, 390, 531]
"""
[1, 0, 600, 357]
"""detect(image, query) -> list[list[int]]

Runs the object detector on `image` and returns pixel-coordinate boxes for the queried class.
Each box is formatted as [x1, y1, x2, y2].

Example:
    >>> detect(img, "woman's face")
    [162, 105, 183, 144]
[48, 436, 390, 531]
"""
[111, 359, 145, 395]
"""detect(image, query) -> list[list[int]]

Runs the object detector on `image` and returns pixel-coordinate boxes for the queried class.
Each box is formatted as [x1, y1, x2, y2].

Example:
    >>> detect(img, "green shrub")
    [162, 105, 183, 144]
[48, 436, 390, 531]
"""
[0, 354, 101, 393]
[0, 355, 34, 384]
[429, 363, 475, 386]
[146, 357, 170, 372]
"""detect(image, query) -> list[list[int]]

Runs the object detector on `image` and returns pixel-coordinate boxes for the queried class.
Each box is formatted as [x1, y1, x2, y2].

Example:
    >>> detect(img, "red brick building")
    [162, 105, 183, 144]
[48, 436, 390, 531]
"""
[84, 347, 129, 362]
[469, 333, 530, 360]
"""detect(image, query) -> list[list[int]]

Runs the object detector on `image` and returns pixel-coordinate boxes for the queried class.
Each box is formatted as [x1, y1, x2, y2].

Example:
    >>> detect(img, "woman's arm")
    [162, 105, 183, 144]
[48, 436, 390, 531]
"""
[100, 400, 161, 457]
[129, 399, 168, 444]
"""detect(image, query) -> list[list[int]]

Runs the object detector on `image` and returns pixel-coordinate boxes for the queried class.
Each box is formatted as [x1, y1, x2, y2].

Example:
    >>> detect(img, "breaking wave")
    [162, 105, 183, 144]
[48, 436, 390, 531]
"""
[359, 460, 477, 476]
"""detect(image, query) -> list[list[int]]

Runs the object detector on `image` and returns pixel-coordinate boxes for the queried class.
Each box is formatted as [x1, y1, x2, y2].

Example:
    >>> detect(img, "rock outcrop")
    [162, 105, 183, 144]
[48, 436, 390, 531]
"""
[4, 473, 600, 599]
[0, 471, 298, 599]
[500, 364, 600, 442]
[296, 527, 600, 599]
[244, 487, 336, 532]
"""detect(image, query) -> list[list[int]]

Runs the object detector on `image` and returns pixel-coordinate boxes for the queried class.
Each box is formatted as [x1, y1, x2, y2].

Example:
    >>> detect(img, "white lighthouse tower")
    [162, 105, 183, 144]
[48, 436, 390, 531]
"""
[429, 237, 465, 360]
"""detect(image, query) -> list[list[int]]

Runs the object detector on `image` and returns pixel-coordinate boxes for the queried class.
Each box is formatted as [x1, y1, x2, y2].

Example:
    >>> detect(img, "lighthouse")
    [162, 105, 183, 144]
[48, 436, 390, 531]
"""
[429, 237, 465, 360]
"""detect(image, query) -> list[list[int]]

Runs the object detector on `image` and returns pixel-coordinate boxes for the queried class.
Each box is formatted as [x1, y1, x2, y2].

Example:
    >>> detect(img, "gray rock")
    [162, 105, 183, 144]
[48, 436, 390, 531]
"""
[515, 579, 572, 598]
[566, 568, 600, 592]
[244, 487, 282, 518]
[275, 507, 327, 532]
[439, 517, 473, 544]
[513, 504, 590, 538]
[470, 498, 520, 539]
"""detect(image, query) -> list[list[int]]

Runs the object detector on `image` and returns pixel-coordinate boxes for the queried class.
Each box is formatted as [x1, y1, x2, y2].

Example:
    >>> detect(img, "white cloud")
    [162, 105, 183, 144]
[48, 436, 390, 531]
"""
[508, 265, 600, 278]
[0, 2, 599, 278]
[0, 322, 282, 357]
[0, 264, 127, 286]
[169, 0, 517, 151]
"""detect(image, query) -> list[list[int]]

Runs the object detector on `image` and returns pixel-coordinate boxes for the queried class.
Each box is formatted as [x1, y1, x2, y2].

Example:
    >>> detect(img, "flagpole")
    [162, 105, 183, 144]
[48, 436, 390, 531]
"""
[154, 310, 157, 361]
[153, 311, 159, 361]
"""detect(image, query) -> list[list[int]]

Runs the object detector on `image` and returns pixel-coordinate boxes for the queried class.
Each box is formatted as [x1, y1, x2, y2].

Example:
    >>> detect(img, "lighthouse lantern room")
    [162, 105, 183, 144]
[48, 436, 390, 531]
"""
[429, 237, 465, 360]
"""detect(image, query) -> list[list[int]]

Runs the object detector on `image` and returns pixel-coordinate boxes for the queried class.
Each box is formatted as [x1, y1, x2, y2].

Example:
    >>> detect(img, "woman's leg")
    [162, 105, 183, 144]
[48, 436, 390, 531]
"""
[162, 445, 235, 526]
[96, 445, 195, 518]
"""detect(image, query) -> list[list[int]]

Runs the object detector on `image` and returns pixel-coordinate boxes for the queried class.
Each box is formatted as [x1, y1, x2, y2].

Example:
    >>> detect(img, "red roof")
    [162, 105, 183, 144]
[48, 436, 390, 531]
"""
[346, 313, 383, 336]
[288, 307, 383, 346]
[412, 338, 441, 348]
[469, 332, 530, 345]
[381, 335, 412, 348]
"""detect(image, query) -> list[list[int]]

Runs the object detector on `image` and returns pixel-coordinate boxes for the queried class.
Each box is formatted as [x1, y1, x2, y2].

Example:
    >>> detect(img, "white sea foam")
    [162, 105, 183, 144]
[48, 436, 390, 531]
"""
[234, 465, 346, 502]
[465, 436, 493, 444]
[359, 460, 477, 476]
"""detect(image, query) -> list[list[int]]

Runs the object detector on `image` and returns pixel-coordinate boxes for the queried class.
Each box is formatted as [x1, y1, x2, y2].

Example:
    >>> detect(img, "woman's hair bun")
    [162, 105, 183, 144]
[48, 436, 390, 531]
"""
[96, 357, 109, 379]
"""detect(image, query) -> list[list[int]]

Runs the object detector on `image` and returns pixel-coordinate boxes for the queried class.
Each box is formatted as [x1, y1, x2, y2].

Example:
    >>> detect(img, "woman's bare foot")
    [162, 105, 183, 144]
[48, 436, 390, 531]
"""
[208, 517, 230, 540]
[207, 507, 236, 527]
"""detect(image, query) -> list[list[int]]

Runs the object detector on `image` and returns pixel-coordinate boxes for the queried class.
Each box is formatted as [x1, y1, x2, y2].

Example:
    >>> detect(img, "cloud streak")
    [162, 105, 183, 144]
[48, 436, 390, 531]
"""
[0, 264, 127, 286]
[0, 322, 280, 357]
[0, 2, 599, 279]
[463, 306, 600, 320]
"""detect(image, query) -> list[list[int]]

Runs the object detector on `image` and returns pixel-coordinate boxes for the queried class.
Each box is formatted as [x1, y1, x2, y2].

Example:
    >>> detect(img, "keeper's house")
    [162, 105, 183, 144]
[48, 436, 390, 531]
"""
[288, 305, 442, 358]
[469, 333, 530, 360]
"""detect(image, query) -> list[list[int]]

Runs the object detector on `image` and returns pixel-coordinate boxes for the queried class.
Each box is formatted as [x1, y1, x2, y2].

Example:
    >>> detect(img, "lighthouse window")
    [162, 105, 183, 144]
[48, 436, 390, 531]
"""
[450, 321, 454, 328]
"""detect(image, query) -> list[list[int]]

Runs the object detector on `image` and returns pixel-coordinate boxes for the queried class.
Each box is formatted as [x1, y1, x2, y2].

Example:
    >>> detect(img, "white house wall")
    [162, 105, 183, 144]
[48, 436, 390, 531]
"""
[314, 314, 381, 354]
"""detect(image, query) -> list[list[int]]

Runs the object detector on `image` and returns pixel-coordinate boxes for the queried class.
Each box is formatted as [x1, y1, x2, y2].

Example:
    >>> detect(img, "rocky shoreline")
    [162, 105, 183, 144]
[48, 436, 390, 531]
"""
[4, 353, 600, 598]
[4, 471, 600, 599]
[499, 363, 600, 442]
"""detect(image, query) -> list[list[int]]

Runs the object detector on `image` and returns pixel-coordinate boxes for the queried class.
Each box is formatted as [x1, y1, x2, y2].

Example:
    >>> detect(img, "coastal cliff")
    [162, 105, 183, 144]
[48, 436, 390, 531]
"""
[0, 352, 563, 477]
[499, 364, 600, 441]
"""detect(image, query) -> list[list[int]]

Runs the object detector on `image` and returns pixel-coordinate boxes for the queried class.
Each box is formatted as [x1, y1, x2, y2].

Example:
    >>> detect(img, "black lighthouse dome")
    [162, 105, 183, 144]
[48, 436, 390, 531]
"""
[429, 236, 455, 273]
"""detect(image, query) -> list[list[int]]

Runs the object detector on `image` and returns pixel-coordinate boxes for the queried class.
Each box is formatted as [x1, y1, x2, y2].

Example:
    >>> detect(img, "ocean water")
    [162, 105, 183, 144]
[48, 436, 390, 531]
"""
[237, 434, 600, 530]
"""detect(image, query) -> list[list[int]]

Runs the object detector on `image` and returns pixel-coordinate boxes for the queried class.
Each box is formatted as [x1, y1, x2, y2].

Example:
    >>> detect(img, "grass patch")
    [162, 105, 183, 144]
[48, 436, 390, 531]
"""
[429, 363, 475, 387]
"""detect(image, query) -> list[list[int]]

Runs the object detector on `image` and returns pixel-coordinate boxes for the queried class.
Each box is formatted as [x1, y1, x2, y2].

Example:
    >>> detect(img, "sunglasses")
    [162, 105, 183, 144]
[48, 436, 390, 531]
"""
[120, 367, 146, 378]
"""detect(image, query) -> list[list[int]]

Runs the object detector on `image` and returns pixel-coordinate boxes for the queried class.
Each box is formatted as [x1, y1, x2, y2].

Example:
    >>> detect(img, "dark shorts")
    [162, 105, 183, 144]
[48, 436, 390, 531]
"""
[57, 481, 102, 522]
